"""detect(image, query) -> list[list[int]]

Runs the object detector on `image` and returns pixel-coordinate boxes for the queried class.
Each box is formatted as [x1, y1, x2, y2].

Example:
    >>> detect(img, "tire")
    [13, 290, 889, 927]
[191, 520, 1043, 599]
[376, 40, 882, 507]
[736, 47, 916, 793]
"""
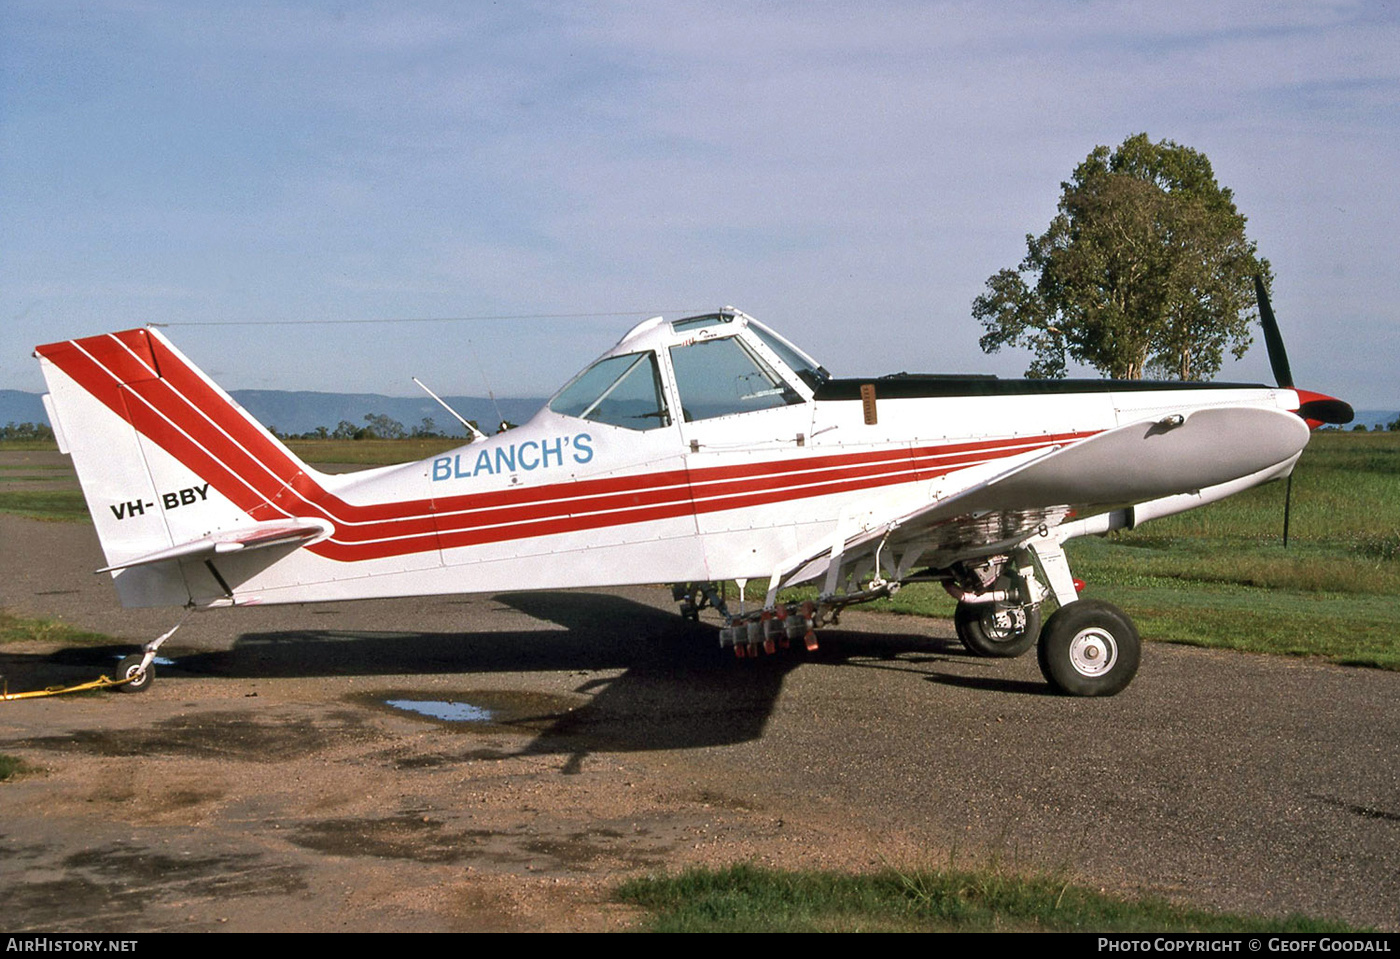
[954, 601, 1041, 658]
[1036, 599, 1140, 697]
[115, 654, 153, 693]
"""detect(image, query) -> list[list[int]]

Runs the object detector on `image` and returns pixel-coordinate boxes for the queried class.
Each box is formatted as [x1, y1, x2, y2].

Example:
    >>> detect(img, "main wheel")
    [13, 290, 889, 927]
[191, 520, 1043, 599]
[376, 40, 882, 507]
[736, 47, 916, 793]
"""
[115, 654, 154, 693]
[954, 601, 1041, 658]
[1036, 599, 1140, 697]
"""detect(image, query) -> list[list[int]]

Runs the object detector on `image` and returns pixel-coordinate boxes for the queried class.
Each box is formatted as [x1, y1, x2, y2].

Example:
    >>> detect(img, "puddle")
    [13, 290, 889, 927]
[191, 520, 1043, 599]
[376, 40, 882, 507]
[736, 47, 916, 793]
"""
[361, 689, 583, 733]
[387, 699, 495, 723]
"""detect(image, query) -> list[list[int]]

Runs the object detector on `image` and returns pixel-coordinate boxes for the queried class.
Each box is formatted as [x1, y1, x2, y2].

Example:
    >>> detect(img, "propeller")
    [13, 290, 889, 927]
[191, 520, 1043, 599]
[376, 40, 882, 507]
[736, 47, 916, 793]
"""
[1252, 274, 1355, 547]
[1253, 275, 1354, 426]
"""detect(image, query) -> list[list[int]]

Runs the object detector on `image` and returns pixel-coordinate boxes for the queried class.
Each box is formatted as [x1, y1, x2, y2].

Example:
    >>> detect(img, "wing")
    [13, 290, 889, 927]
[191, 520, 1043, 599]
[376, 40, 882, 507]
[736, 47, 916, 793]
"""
[774, 405, 1310, 592]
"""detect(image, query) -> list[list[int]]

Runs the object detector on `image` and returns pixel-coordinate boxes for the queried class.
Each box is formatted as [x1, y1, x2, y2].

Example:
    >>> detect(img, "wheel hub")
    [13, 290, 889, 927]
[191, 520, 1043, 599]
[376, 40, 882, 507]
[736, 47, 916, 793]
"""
[986, 606, 1024, 639]
[1068, 627, 1118, 677]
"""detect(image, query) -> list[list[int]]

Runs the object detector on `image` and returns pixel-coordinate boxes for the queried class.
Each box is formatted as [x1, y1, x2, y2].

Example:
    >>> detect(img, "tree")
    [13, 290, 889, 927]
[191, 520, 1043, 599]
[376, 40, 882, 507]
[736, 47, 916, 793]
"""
[0, 421, 55, 442]
[973, 134, 1269, 380]
[331, 419, 362, 440]
[361, 413, 407, 440]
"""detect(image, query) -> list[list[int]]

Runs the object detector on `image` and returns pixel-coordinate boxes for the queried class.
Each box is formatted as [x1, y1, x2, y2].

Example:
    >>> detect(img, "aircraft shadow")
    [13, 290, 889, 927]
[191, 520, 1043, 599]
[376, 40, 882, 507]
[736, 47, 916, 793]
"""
[921, 672, 1058, 697]
[8, 591, 987, 761]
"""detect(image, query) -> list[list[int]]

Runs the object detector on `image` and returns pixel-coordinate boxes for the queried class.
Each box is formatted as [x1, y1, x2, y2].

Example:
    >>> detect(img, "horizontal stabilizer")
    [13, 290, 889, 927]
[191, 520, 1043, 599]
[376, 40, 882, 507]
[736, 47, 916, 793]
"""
[96, 519, 332, 574]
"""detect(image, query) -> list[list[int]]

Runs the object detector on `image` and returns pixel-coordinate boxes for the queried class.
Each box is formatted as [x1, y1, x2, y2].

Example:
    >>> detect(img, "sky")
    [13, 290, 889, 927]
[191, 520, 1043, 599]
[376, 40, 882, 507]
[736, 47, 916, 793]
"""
[2, 1, 1397, 409]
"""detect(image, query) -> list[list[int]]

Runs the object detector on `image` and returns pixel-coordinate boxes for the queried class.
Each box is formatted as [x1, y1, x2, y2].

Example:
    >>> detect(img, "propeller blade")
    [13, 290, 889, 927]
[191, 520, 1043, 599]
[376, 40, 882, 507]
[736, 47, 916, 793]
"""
[1254, 275, 1294, 389]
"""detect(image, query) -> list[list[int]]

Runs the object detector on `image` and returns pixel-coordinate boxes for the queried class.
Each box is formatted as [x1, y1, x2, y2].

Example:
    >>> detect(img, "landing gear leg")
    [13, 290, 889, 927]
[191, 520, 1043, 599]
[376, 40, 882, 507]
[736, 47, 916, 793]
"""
[110, 610, 190, 694]
[1026, 538, 1141, 697]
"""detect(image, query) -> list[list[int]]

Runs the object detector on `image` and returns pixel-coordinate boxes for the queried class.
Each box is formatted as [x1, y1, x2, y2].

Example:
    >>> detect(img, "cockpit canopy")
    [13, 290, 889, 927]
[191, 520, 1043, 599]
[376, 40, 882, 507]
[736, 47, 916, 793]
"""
[548, 309, 827, 430]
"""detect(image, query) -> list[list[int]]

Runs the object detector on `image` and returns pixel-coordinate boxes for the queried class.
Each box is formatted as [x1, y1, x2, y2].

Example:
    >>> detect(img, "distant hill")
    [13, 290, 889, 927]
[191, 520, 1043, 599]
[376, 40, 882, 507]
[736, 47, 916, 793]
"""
[1353, 410, 1399, 431]
[0, 388, 545, 438]
[0, 390, 46, 426]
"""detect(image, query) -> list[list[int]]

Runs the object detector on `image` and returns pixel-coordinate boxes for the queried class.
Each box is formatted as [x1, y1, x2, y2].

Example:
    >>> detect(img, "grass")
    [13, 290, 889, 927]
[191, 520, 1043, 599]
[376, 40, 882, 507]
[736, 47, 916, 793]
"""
[284, 436, 461, 465]
[615, 864, 1361, 933]
[1064, 540, 1400, 669]
[0, 754, 34, 782]
[0, 609, 118, 646]
[0, 449, 87, 520]
[0, 489, 90, 522]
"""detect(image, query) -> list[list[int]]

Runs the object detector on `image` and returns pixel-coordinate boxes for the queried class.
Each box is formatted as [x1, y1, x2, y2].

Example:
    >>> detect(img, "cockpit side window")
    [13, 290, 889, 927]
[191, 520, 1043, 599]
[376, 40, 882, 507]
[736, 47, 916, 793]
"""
[668, 335, 804, 422]
[548, 351, 671, 430]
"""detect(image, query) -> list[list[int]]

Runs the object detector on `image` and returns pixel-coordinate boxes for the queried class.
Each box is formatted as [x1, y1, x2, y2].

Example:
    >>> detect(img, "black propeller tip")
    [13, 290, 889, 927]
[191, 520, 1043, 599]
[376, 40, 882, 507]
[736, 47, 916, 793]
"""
[1254, 274, 1295, 390]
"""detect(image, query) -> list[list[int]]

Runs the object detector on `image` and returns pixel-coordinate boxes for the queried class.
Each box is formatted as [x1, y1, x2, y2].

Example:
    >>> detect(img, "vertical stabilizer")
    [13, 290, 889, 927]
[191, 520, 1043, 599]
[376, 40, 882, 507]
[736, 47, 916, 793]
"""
[35, 328, 323, 606]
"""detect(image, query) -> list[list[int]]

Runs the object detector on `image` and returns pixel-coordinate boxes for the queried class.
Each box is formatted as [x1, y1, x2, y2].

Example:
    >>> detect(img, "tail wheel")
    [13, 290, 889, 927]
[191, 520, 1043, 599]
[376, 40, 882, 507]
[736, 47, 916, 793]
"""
[954, 601, 1040, 658]
[115, 654, 154, 693]
[1036, 599, 1140, 697]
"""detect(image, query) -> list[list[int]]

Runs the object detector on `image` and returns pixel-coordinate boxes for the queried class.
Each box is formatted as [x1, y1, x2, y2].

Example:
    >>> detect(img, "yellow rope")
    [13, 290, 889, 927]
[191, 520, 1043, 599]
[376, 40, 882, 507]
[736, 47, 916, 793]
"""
[1, 672, 136, 701]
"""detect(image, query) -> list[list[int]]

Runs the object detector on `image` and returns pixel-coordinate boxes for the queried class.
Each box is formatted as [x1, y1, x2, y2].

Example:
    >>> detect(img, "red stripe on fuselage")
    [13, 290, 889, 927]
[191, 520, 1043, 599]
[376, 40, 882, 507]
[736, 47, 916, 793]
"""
[39, 330, 1097, 564]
